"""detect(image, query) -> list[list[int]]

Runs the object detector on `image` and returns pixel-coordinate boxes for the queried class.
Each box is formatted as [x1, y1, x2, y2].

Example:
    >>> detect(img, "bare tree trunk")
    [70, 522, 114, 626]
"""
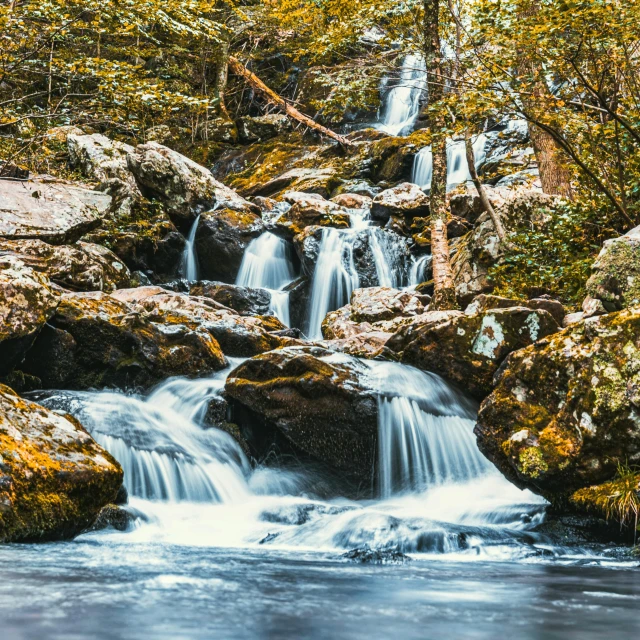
[423, 0, 458, 309]
[517, 1, 573, 199]
[228, 57, 354, 148]
[465, 135, 508, 243]
[213, 40, 231, 119]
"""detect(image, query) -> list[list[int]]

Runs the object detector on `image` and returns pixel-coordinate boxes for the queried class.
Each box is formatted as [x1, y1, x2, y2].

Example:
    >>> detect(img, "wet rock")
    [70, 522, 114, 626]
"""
[237, 114, 292, 143]
[0, 386, 123, 542]
[245, 167, 340, 200]
[111, 286, 289, 357]
[585, 225, 640, 312]
[0, 177, 111, 244]
[371, 182, 430, 224]
[475, 308, 640, 517]
[252, 197, 292, 229]
[350, 287, 425, 323]
[342, 545, 411, 565]
[0, 239, 131, 292]
[0, 256, 59, 375]
[20, 290, 227, 390]
[89, 504, 135, 532]
[387, 306, 560, 399]
[189, 281, 271, 316]
[225, 346, 379, 489]
[332, 180, 380, 199]
[83, 210, 186, 280]
[330, 193, 372, 211]
[195, 208, 265, 282]
[127, 142, 257, 226]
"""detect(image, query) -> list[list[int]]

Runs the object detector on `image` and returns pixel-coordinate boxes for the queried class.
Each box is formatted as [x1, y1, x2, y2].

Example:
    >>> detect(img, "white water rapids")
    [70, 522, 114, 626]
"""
[40, 357, 548, 559]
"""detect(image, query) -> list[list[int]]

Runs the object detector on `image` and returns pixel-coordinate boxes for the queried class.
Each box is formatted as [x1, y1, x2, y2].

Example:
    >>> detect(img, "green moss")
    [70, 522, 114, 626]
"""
[518, 446, 549, 478]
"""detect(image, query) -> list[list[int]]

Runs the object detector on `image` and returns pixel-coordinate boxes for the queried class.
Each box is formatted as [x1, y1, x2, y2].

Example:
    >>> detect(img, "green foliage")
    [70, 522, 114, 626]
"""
[488, 201, 617, 307]
[0, 0, 239, 169]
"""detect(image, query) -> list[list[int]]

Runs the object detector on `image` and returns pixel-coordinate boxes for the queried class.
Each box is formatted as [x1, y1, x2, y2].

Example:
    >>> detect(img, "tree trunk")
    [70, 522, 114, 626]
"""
[423, 0, 458, 309]
[465, 135, 508, 243]
[228, 57, 354, 148]
[517, 1, 573, 199]
[213, 40, 231, 120]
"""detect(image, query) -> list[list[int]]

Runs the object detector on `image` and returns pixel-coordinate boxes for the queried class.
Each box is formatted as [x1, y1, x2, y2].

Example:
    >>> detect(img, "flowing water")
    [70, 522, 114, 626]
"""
[181, 215, 201, 281]
[377, 54, 427, 136]
[412, 134, 488, 191]
[305, 208, 410, 339]
[7, 359, 638, 639]
[236, 231, 296, 325]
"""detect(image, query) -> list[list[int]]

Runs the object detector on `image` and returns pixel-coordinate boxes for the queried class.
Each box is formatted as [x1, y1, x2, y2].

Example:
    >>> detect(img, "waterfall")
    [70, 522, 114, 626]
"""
[408, 254, 431, 286]
[306, 227, 360, 340]
[412, 134, 488, 190]
[71, 362, 250, 503]
[378, 54, 426, 136]
[236, 231, 296, 325]
[367, 361, 491, 498]
[181, 215, 201, 281]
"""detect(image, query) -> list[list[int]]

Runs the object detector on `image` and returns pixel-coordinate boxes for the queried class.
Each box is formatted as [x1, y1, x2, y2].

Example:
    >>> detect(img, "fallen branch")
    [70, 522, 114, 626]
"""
[228, 56, 354, 148]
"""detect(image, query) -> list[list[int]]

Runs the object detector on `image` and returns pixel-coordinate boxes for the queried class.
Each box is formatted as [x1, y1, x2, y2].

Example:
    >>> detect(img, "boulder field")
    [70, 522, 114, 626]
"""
[1, 130, 639, 540]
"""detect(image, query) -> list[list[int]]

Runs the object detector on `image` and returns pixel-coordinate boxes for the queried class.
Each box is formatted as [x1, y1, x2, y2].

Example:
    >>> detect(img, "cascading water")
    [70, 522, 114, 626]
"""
[378, 54, 426, 136]
[412, 134, 488, 190]
[236, 231, 296, 325]
[305, 209, 411, 339]
[408, 254, 431, 286]
[181, 214, 201, 281]
[367, 361, 492, 498]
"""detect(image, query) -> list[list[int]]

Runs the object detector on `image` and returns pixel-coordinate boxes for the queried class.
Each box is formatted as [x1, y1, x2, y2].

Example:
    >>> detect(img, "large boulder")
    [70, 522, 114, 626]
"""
[0, 256, 59, 375]
[126, 142, 256, 226]
[475, 308, 640, 517]
[585, 225, 640, 312]
[451, 186, 557, 306]
[20, 291, 227, 390]
[0, 385, 123, 542]
[387, 306, 560, 398]
[0, 178, 111, 244]
[189, 281, 272, 316]
[322, 287, 428, 348]
[67, 133, 138, 192]
[0, 239, 131, 292]
[111, 286, 290, 357]
[371, 182, 430, 224]
[195, 208, 265, 282]
[225, 347, 379, 490]
[271, 192, 351, 238]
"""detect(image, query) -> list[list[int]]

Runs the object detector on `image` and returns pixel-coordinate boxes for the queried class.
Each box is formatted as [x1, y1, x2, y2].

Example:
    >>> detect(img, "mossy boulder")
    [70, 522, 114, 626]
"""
[111, 286, 291, 357]
[127, 142, 257, 227]
[0, 385, 123, 542]
[271, 192, 351, 238]
[225, 346, 378, 491]
[195, 208, 265, 282]
[0, 256, 59, 375]
[0, 239, 131, 292]
[20, 290, 227, 390]
[387, 306, 560, 398]
[475, 307, 640, 509]
[585, 225, 640, 312]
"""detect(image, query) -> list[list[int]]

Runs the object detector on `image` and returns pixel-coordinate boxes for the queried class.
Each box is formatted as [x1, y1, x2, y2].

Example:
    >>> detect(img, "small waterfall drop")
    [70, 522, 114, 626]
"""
[408, 254, 431, 286]
[306, 227, 360, 340]
[378, 54, 426, 136]
[368, 361, 492, 498]
[181, 215, 201, 281]
[412, 134, 488, 190]
[70, 363, 250, 503]
[236, 231, 296, 325]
